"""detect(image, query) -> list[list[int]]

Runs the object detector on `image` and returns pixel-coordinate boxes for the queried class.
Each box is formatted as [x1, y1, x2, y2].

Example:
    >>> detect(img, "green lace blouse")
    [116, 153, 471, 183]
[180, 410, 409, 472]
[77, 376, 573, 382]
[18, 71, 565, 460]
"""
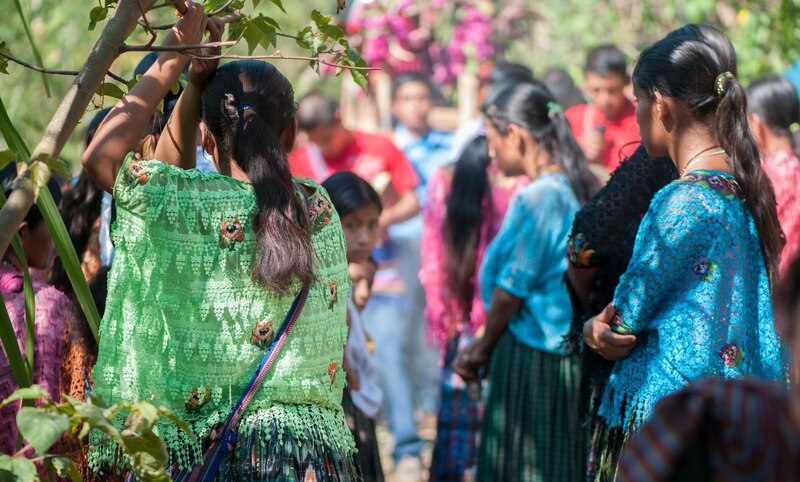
[89, 153, 354, 471]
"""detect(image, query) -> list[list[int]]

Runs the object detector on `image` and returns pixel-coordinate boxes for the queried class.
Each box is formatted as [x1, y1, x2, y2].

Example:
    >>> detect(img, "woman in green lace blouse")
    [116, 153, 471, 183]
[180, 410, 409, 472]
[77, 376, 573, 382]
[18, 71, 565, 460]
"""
[82, 3, 359, 480]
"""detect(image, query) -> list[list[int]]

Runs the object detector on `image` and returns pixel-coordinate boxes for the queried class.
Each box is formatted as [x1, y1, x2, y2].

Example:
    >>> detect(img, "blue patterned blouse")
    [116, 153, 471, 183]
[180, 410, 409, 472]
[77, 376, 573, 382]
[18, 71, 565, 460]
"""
[598, 170, 788, 430]
[480, 172, 580, 355]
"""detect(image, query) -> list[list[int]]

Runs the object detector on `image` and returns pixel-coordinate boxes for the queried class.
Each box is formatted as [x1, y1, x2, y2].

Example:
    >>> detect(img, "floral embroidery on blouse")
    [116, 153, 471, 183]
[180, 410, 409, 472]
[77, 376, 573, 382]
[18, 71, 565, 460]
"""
[612, 310, 634, 335]
[309, 194, 334, 229]
[720, 342, 744, 368]
[682, 171, 744, 200]
[567, 232, 596, 268]
[185, 387, 212, 413]
[327, 362, 338, 384]
[691, 256, 716, 281]
[128, 160, 151, 185]
[220, 219, 245, 242]
[250, 320, 275, 350]
[327, 280, 338, 309]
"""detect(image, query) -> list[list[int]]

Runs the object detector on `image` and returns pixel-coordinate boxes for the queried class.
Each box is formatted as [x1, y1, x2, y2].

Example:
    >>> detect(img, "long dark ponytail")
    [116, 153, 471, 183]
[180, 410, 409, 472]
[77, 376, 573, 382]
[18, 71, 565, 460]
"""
[443, 135, 491, 311]
[483, 81, 600, 204]
[203, 61, 314, 294]
[747, 74, 800, 159]
[633, 25, 784, 285]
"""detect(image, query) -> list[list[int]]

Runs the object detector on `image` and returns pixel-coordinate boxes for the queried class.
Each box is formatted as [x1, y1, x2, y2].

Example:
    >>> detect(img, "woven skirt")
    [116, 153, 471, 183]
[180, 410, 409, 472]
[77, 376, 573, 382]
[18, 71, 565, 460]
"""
[342, 390, 384, 482]
[477, 332, 586, 482]
[429, 334, 484, 482]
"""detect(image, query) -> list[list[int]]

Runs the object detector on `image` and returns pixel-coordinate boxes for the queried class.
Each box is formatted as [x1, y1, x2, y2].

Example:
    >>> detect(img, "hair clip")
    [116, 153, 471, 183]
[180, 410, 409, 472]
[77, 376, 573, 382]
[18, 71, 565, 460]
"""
[714, 71, 735, 96]
[238, 104, 254, 117]
[546, 101, 563, 119]
[790, 122, 800, 134]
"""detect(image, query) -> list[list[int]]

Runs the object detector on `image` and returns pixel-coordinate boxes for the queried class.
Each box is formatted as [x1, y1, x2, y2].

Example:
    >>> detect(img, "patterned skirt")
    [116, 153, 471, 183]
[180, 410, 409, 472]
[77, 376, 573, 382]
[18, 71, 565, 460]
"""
[342, 390, 384, 482]
[477, 332, 586, 482]
[429, 334, 484, 482]
[587, 415, 633, 482]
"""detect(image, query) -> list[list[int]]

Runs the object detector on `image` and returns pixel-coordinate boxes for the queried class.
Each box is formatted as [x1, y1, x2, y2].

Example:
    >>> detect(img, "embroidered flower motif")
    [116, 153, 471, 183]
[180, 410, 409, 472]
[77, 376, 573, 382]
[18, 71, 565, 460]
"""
[726, 179, 743, 197]
[128, 160, 150, 184]
[327, 362, 338, 383]
[327, 280, 338, 308]
[250, 320, 275, 350]
[706, 175, 726, 191]
[567, 233, 596, 267]
[692, 256, 716, 280]
[720, 342, 744, 367]
[185, 387, 212, 413]
[308, 194, 333, 228]
[612, 310, 634, 335]
[220, 219, 245, 242]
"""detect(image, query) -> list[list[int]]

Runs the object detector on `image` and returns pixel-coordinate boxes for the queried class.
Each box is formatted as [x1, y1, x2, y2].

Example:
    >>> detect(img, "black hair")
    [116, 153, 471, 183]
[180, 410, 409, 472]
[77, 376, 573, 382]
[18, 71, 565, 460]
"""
[543, 68, 586, 110]
[0, 163, 62, 230]
[391, 71, 434, 100]
[296, 91, 340, 131]
[202, 60, 313, 295]
[133, 53, 187, 119]
[668, 24, 737, 75]
[443, 135, 491, 312]
[585, 45, 628, 77]
[483, 81, 600, 203]
[747, 74, 800, 157]
[489, 62, 535, 86]
[633, 24, 784, 286]
[321, 171, 383, 218]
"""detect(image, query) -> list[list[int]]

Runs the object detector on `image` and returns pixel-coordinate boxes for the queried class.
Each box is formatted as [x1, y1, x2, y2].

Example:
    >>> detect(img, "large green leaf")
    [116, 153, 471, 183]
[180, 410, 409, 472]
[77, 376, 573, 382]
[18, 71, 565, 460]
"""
[0, 98, 30, 160]
[12, 0, 51, 96]
[51, 457, 82, 482]
[16, 407, 70, 455]
[0, 385, 47, 410]
[0, 454, 37, 482]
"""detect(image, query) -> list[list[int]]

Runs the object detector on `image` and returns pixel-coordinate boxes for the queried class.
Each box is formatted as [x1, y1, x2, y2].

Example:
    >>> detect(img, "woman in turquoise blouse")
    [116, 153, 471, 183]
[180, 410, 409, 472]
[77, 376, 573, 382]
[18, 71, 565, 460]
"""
[454, 80, 599, 481]
[583, 25, 787, 481]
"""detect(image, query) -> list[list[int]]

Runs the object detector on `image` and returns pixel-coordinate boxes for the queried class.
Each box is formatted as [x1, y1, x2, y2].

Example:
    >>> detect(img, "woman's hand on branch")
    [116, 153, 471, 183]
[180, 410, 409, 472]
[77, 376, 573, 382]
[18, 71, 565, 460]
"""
[163, 1, 208, 51]
[189, 16, 225, 88]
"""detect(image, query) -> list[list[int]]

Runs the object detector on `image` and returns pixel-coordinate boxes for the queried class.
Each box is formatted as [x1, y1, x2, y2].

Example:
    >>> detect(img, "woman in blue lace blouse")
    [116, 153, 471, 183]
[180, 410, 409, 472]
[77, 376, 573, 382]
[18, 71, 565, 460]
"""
[583, 25, 788, 481]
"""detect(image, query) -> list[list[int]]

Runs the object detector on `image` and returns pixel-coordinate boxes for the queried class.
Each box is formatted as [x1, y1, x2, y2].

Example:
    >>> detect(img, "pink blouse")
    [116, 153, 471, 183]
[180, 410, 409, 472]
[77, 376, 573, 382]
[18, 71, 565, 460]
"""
[762, 150, 800, 277]
[0, 268, 70, 454]
[420, 165, 526, 349]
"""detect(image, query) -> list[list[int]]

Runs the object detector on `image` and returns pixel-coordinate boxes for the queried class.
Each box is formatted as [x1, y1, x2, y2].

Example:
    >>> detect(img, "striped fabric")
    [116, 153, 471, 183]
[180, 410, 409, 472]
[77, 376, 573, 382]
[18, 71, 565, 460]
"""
[342, 390, 384, 482]
[618, 378, 800, 482]
[477, 332, 586, 481]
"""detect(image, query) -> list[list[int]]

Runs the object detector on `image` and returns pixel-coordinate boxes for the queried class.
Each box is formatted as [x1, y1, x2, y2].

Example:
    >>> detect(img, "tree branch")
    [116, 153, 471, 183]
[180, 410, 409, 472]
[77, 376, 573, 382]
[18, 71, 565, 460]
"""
[0, 50, 127, 83]
[136, 0, 158, 48]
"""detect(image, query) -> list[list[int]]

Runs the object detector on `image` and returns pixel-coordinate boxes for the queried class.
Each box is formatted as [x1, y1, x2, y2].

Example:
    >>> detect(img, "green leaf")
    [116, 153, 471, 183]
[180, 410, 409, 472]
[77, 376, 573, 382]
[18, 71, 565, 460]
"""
[252, 15, 278, 48]
[0, 42, 10, 76]
[295, 27, 312, 49]
[0, 97, 31, 160]
[350, 68, 368, 92]
[269, 0, 285, 13]
[156, 407, 194, 439]
[242, 25, 262, 55]
[319, 24, 345, 41]
[51, 457, 81, 482]
[0, 290, 31, 388]
[10, 233, 35, 374]
[17, 407, 71, 455]
[35, 154, 70, 178]
[0, 385, 47, 410]
[37, 188, 101, 342]
[96, 82, 125, 100]
[12, 0, 51, 95]
[0, 151, 14, 172]
[0, 454, 37, 482]
[311, 10, 331, 27]
[252, 0, 261, 8]
[28, 161, 50, 200]
[120, 429, 170, 482]
[88, 6, 108, 31]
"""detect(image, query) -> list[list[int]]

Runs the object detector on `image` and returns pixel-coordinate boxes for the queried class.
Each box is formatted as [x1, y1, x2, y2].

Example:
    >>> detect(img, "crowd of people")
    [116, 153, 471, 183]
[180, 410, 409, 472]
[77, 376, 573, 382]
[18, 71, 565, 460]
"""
[3, 3, 800, 481]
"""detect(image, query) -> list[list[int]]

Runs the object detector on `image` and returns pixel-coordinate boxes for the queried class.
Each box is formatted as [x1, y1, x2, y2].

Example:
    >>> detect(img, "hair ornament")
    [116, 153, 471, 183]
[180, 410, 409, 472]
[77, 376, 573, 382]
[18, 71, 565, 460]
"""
[790, 122, 800, 134]
[714, 71, 735, 96]
[546, 101, 563, 119]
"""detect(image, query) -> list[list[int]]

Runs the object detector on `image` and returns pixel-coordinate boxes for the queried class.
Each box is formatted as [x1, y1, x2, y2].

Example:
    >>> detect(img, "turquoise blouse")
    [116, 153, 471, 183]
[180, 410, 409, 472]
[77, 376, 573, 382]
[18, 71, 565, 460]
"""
[480, 173, 580, 355]
[599, 170, 788, 430]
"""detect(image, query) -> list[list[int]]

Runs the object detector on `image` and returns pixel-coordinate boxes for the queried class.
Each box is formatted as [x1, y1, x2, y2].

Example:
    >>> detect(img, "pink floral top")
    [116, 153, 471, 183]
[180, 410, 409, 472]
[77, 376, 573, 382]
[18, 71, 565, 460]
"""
[0, 268, 70, 454]
[419, 165, 526, 349]
[762, 150, 800, 277]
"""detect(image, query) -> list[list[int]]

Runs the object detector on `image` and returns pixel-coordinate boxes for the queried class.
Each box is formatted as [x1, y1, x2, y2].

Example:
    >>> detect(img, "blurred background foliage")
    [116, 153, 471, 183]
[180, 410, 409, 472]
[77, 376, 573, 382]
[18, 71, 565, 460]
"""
[1, 0, 798, 170]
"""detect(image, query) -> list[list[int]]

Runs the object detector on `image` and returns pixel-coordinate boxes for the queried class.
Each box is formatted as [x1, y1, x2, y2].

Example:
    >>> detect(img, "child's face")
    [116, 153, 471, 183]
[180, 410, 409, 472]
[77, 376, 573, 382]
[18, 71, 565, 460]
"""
[22, 220, 55, 271]
[341, 205, 381, 264]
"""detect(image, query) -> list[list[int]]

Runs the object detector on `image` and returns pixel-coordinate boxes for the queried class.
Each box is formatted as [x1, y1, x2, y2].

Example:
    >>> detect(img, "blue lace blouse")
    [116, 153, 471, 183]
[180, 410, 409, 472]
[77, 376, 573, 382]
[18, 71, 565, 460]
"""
[598, 170, 788, 430]
[480, 172, 580, 355]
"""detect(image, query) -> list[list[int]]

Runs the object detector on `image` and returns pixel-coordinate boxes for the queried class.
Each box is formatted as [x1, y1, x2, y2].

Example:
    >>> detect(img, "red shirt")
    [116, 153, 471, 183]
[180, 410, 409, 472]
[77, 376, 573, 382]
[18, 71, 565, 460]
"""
[289, 131, 419, 202]
[566, 102, 640, 172]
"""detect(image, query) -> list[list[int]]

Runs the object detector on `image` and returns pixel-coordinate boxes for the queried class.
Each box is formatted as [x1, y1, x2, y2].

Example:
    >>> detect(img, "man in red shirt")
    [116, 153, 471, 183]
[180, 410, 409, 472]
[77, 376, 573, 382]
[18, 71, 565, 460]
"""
[289, 92, 420, 227]
[566, 45, 640, 172]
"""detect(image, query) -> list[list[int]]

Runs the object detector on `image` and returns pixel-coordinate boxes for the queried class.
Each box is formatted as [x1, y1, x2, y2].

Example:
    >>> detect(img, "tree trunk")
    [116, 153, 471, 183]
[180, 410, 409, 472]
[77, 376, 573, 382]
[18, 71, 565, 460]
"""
[0, 0, 155, 256]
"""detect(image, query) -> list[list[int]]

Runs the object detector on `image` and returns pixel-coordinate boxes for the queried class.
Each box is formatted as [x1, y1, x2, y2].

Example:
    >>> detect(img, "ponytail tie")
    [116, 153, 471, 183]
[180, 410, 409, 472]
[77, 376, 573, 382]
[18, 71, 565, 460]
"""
[238, 104, 254, 117]
[714, 71, 735, 96]
[547, 101, 563, 119]
[790, 122, 800, 134]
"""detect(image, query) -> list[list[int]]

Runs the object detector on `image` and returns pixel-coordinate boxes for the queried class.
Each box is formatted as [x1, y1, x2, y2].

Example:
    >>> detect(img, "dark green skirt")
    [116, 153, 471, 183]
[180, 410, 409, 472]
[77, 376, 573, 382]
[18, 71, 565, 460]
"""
[477, 331, 587, 482]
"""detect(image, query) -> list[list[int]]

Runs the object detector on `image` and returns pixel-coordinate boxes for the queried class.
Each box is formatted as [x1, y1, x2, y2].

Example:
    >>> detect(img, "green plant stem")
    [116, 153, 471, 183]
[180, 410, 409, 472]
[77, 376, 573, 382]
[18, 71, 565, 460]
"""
[12, 0, 51, 96]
